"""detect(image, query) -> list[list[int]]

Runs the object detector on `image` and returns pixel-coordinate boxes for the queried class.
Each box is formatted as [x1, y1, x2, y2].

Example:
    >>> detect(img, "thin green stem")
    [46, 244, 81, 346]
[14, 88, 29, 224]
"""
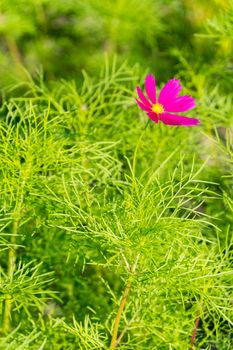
[2, 172, 28, 333]
[2, 220, 18, 333]
[132, 119, 150, 178]
[115, 308, 140, 347]
[5, 36, 22, 67]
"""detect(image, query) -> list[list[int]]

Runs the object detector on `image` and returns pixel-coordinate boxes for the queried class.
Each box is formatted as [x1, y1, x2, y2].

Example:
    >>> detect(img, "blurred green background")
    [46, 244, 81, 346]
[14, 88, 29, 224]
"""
[0, 0, 231, 86]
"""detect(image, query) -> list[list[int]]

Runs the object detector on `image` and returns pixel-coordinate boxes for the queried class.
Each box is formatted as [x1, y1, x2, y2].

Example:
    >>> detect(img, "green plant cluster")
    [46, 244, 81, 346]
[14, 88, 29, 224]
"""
[0, 0, 232, 349]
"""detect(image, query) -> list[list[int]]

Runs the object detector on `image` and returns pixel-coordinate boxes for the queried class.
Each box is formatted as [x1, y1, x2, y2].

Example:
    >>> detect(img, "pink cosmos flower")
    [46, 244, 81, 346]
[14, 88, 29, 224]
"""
[136, 74, 200, 126]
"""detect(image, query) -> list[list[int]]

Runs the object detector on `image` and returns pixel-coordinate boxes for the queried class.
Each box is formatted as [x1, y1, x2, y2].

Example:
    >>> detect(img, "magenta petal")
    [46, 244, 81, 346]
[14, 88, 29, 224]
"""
[158, 79, 182, 106]
[164, 95, 196, 113]
[160, 113, 200, 126]
[145, 74, 156, 104]
[136, 86, 152, 109]
[136, 99, 151, 112]
[147, 111, 158, 123]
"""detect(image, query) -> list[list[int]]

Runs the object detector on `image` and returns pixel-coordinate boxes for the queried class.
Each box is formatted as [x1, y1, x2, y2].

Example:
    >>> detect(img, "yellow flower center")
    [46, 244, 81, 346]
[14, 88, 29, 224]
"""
[152, 103, 164, 114]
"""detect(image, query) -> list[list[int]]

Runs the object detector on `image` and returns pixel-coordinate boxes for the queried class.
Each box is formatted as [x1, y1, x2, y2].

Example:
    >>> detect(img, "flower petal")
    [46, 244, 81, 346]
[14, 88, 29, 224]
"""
[136, 99, 151, 112]
[160, 113, 200, 126]
[147, 111, 158, 123]
[145, 74, 156, 104]
[164, 95, 196, 113]
[136, 86, 152, 109]
[158, 79, 182, 106]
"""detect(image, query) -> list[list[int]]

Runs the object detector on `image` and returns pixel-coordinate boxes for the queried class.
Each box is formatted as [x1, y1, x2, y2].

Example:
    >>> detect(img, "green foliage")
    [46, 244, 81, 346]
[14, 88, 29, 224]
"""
[0, 1, 232, 349]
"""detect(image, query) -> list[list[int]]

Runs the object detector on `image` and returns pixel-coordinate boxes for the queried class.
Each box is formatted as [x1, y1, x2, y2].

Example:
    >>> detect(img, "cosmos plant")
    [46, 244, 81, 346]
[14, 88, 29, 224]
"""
[136, 74, 200, 126]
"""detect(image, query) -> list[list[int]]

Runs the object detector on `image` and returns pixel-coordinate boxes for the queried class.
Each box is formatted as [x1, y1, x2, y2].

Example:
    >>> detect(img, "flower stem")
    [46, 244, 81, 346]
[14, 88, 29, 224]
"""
[132, 119, 150, 177]
[190, 316, 200, 350]
[110, 254, 139, 349]
[110, 280, 132, 349]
